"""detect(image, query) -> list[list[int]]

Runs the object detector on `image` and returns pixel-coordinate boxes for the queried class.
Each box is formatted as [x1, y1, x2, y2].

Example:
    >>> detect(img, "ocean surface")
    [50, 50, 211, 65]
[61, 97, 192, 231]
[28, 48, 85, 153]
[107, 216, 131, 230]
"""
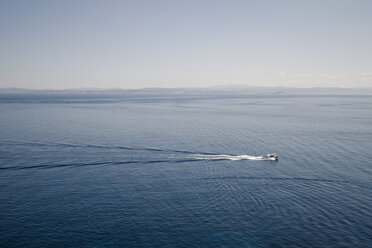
[0, 94, 371, 247]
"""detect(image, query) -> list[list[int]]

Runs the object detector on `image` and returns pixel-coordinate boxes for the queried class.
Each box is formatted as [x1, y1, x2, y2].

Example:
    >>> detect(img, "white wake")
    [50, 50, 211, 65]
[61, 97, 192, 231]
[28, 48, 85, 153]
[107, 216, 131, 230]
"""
[192, 154, 276, 161]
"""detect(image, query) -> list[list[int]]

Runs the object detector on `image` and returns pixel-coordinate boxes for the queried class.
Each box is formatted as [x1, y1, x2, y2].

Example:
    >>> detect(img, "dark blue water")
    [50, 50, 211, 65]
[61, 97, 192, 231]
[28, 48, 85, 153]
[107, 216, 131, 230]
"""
[0, 94, 371, 247]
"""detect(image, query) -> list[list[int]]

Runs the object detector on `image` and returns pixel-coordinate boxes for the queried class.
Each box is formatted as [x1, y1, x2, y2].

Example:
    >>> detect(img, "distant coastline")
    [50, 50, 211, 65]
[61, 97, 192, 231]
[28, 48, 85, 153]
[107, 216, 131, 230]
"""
[1, 86, 371, 96]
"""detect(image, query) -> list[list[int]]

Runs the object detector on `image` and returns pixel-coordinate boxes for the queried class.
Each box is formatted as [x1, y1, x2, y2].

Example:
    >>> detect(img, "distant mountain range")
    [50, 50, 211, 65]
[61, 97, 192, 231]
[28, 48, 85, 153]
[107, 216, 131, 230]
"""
[0, 86, 371, 95]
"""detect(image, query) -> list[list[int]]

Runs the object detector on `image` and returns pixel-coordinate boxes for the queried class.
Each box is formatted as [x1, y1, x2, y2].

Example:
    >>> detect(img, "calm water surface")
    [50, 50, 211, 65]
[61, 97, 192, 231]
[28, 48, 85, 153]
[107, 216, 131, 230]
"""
[0, 94, 371, 247]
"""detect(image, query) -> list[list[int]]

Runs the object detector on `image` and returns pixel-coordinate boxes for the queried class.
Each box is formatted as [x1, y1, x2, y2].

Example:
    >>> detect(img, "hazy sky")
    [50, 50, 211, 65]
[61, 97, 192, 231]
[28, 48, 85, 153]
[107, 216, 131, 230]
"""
[1, 0, 371, 89]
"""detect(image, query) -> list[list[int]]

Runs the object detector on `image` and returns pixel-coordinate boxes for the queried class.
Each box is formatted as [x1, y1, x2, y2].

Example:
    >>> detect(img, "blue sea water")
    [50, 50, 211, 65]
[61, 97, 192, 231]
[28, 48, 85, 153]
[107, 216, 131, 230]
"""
[0, 94, 371, 247]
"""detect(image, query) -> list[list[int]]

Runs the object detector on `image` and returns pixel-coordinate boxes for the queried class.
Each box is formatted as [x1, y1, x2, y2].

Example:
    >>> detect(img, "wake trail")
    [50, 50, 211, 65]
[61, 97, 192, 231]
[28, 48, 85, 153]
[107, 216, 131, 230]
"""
[191, 154, 272, 161]
[1, 140, 278, 169]
[0, 158, 210, 171]
[1, 139, 217, 155]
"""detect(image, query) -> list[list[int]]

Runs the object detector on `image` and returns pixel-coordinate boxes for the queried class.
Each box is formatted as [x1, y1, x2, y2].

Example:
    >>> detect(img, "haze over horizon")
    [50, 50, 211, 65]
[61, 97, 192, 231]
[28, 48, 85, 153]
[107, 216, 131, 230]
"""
[1, 0, 372, 89]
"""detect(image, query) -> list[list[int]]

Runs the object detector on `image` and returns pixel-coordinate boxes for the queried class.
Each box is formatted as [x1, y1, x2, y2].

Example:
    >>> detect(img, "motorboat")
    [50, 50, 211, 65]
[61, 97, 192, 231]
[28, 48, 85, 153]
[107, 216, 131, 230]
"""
[262, 153, 279, 160]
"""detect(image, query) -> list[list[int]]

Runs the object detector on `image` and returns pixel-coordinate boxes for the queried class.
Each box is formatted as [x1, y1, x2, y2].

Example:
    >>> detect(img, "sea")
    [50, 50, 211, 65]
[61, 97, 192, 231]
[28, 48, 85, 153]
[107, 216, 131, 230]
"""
[0, 93, 371, 247]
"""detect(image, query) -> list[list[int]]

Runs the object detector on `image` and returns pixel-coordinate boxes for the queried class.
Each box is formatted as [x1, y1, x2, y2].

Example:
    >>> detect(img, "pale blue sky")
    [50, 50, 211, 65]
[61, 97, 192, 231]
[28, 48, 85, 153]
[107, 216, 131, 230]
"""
[1, 0, 371, 89]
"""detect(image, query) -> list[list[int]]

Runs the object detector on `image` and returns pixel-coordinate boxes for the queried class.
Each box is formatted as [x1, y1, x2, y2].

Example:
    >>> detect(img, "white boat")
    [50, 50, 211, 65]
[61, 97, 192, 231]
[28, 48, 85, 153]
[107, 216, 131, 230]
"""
[262, 153, 279, 160]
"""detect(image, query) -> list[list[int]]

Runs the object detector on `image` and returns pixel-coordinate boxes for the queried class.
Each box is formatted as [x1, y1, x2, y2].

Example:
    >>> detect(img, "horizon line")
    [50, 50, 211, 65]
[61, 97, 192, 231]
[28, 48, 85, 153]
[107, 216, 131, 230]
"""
[2, 85, 372, 91]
